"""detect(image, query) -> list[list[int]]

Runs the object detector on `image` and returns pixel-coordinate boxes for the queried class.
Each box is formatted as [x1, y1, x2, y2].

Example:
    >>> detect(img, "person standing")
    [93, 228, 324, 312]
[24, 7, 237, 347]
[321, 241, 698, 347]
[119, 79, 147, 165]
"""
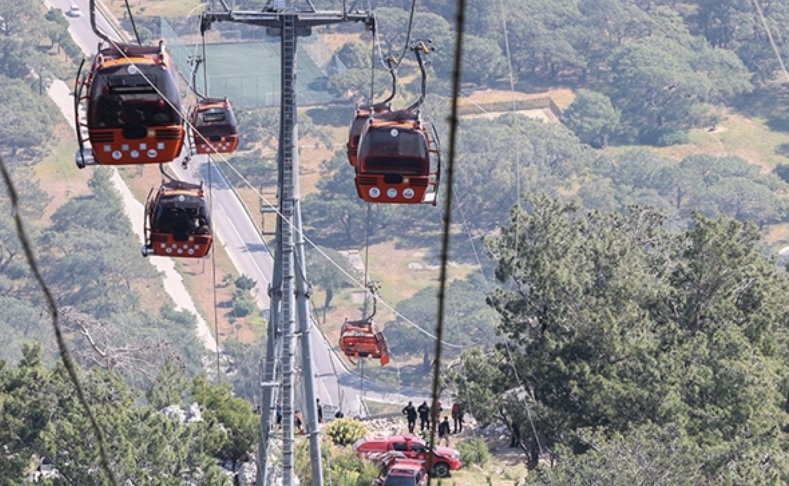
[417, 401, 430, 432]
[317, 399, 323, 423]
[451, 403, 464, 434]
[510, 421, 521, 448]
[438, 416, 451, 446]
[402, 401, 417, 433]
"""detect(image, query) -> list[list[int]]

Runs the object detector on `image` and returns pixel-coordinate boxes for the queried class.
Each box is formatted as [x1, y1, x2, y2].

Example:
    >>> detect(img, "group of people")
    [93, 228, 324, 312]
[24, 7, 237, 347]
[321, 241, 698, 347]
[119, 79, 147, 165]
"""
[401, 401, 465, 446]
[267, 399, 344, 435]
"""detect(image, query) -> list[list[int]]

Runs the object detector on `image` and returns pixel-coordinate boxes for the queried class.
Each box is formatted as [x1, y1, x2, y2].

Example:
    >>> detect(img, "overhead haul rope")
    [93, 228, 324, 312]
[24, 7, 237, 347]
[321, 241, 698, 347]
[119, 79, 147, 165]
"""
[195, 23, 223, 384]
[0, 156, 119, 486]
[92, 28, 474, 350]
[425, 0, 466, 477]
[494, 0, 543, 457]
[750, 0, 789, 83]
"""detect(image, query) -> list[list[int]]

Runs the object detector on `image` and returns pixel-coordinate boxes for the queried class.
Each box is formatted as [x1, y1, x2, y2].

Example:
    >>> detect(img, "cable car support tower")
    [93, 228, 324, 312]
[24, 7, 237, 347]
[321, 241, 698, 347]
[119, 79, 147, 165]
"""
[201, 1, 373, 485]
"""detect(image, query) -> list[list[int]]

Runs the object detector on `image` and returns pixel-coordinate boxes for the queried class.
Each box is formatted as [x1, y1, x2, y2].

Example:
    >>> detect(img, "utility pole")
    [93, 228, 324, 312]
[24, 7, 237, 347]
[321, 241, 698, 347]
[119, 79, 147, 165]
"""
[202, 2, 373, 485]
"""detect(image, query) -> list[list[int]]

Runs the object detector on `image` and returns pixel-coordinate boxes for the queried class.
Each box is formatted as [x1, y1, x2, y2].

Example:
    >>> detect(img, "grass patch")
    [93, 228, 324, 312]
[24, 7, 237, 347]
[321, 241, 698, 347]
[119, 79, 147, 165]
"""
[105, 0, 204, 20]
[605, 110, 789, 170]
[363, 399, 405, 417]
[33, 122, 92, 224]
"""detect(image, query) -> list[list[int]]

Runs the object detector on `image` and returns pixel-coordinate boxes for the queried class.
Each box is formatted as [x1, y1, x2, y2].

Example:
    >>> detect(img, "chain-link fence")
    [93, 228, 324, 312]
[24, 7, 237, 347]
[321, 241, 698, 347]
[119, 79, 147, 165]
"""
[161, 17, 344, 108]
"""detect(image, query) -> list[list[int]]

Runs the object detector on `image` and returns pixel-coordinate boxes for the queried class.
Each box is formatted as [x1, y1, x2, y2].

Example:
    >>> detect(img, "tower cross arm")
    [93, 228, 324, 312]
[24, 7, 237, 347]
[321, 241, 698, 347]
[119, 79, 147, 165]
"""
[202, 10, 373, 29]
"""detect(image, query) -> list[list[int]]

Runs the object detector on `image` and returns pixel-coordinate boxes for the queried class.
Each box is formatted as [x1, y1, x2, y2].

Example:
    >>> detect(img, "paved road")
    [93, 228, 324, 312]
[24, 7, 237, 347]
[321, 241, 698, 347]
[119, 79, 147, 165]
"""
[48, 0, 430, 417]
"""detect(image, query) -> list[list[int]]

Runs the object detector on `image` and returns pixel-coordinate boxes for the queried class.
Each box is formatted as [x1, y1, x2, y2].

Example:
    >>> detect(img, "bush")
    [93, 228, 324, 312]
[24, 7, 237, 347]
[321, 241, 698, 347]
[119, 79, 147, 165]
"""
[456, 437, 490, 466]
[640, 129, 689, 147]
[306, 106, 352, 127]
[232, 296, 256, 317]
[296, 439, 379, 485]
[235, 275, 257, 291]
[324, 418, 368, 446]
[774, 163, 789, 183]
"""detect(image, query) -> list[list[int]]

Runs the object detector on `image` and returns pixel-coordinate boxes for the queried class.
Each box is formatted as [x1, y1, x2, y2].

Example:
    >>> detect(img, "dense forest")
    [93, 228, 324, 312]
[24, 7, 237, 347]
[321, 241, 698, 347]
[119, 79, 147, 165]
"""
[4, 0, 789, 482]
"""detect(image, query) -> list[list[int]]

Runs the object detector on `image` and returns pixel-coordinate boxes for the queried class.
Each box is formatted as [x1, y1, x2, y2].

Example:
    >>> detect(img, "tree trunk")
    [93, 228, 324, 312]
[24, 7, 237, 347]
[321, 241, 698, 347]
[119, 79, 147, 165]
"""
[323, 287, 334, 310]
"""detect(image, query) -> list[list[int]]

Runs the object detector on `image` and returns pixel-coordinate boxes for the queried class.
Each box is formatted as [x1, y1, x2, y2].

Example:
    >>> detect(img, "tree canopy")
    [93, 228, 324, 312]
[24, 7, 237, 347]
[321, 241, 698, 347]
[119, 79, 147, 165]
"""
[455, 194, 789, 480]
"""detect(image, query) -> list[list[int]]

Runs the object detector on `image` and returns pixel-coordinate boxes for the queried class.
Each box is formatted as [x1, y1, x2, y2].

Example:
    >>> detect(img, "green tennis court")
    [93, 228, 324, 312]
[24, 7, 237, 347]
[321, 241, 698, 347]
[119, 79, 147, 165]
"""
[161, 19, 332, 107]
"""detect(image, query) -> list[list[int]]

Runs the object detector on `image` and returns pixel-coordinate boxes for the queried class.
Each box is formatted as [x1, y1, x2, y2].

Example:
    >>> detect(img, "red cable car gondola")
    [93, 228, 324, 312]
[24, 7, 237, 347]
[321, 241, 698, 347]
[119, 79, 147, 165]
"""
[142, 180, 212, 258]
[339, 318, 390, 366]
[74, 40, 185, 168]
[338, 282, 390, 366]
[189, 97, 239, 155]
[354, 111, 440, 205]
[352, 42, 440, 205]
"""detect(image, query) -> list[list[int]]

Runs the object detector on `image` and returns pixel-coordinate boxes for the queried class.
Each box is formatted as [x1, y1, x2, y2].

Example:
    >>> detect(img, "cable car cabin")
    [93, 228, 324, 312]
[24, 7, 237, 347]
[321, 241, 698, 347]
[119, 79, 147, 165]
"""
[346, 106, 371, 167]
[75, 41, 185, 167]
[354, 111, 440, 205]
[142, 181, 212, 258]
[189, 97, 239, 155]
[346, 103, 394, 167]
[339, 319, 390, 366]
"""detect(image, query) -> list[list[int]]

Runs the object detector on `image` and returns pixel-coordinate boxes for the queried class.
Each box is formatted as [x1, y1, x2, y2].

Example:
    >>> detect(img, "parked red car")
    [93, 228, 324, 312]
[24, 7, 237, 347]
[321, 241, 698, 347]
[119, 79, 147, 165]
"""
[354, 434, 462, 477]
[375, 459, 428, 486]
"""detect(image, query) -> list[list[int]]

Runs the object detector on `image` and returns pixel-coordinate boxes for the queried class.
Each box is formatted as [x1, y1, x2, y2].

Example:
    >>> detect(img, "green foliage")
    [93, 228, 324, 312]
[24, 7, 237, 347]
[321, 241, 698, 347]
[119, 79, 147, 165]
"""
[191, 375, 259, 462]
[458, 35, 507, 85]
[146, 358, 190, 409]
[306, 245, 361, 310]
[229, 275, 258, 318]
[0, 347, 228, 484]
[0, 74, 59, 161]
[384, 274, 500, 358]
[232, 296, 256, 317]
[327, 68, 391, 101]
[473, 194, 789, 479]
[455, 437, 490, 466]
[306, 106, 352, 127]
[221, 340, 266, 403]
[234, 274, 257, 291]
[323, 417, 369, 446]
[452, 115, 593, 230]
[334, 41, 372, 69]
[302, 151, 395, 244]
[295, 438, 379, 485]
[561, 89, 620, 148]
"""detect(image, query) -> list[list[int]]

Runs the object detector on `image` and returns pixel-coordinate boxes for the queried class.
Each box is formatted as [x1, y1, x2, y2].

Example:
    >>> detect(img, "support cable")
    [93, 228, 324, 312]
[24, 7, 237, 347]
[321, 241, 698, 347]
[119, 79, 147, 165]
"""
[373, 0, 416, 71]
[368, 10, 377, 106]
[750, 0, 789, 83]
[0, 156, 118, 486]
[426, 0, 466, 482]
[122, 0, 141, 46]
[209, 155, 222, 382]
[494, 0, 543, 457]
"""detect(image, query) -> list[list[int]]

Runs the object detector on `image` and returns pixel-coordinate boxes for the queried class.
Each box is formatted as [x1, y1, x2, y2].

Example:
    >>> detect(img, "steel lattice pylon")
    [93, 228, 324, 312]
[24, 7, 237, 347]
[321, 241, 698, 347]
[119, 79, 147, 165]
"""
[201, 2, 373, 485]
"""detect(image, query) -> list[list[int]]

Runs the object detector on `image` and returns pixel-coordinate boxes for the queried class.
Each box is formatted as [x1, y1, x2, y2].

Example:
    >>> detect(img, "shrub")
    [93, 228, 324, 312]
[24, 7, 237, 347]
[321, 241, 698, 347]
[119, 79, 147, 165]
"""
[235, 275, 257, 291]
[324, 418, 368, 446]
[232, 296, 256, 317]
[456, 437, 490, 466]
